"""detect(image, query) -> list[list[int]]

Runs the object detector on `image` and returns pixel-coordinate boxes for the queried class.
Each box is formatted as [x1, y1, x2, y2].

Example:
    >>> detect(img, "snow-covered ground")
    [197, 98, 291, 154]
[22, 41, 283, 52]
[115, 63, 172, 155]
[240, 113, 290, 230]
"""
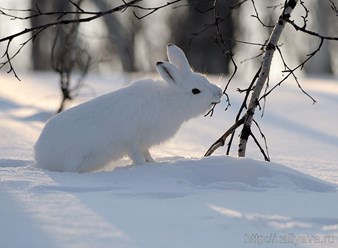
[0, 72, 337, 248]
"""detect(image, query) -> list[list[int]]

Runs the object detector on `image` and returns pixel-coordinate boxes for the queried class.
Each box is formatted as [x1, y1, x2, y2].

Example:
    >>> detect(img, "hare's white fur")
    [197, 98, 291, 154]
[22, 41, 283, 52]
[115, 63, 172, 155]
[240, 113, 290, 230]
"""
[34, 44, 222, 172]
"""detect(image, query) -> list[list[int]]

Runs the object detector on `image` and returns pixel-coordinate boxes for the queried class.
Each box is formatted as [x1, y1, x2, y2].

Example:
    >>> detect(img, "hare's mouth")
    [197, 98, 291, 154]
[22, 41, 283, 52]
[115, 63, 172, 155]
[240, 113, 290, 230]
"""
[211, 99, 221, 105]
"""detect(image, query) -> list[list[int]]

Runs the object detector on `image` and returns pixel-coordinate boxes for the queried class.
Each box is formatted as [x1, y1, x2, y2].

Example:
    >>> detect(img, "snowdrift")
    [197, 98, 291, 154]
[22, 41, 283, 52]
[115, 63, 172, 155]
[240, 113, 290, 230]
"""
[1, 156, 337, 248]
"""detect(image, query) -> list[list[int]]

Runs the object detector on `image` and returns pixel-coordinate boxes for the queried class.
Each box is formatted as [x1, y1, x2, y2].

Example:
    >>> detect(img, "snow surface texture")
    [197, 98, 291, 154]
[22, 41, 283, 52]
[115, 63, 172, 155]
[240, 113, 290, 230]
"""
[1, 73, 338, 248]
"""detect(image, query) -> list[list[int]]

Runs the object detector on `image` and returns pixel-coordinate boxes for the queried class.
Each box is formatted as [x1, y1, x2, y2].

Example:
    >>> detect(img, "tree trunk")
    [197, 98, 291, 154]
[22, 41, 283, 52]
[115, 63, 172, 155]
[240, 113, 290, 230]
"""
[170, 1, 235, 74]
[238, 0, 299, 157]
[93, 0, 136, 72]
[30, 0, 70, 70]
[303, 2, 333, 74]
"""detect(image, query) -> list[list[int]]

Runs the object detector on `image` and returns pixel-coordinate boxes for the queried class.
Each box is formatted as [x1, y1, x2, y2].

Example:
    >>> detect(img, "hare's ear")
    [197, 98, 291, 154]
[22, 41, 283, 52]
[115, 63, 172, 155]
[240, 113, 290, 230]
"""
[167, 44, 192, 74]
[156, 61, 182, 86]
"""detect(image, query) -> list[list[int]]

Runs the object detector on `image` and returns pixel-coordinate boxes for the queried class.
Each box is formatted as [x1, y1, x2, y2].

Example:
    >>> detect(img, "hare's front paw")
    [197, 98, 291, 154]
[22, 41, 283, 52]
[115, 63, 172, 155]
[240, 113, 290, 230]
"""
[129, 146, 147, 165]
[129, 147, 155, 165]
[143, 150, 155, 163]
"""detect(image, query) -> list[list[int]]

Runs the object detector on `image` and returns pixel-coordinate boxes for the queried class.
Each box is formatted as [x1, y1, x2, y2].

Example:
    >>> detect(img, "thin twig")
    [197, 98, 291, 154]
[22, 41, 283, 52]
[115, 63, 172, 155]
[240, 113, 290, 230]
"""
[250, 129, 270, 161]
[205, 116, 245, 156]
[286, 19, 338, 41]
[330, 0, 338, 15]
[252, 119, 270, 161]
[121, 0, 182, 19]
[250, 0, 274, 28]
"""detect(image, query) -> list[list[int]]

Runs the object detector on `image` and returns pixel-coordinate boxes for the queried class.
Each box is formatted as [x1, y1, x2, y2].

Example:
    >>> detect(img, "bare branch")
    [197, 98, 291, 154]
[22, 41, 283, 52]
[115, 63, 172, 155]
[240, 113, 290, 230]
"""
[330, 0, 338, 15]
[213, 2, 237, 100]
[68, 0, 85, 13]
[0, 0, 171, 79]
[250, 0, 274, 28]
[252, 119, 270, 161]
[0, 5, 90, 20]
[250, 130, 270, 161]
[286, 19, 338, 41]
[299, 0, 309, 28]
[0, 27, 47, 80]
[205, 0, 237, 117]
[122, 0, 183, 20]
[0, 1, 142, 44]
[277, 46, 316, 104]
[231, 0, 249, 10]
[205, 116, 245, 156]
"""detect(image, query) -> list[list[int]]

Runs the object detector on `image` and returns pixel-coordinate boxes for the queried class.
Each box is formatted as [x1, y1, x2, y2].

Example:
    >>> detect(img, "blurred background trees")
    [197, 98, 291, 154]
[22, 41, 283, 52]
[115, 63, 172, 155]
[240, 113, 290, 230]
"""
[1, 0, 337, 76]
[30, 0, 71, 70]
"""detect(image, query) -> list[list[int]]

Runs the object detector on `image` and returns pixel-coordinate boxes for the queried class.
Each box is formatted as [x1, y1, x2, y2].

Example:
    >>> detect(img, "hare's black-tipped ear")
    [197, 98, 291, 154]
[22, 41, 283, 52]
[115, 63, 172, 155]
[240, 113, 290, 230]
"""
[156, 61, 182, 86]
[167, 44, 192, 75]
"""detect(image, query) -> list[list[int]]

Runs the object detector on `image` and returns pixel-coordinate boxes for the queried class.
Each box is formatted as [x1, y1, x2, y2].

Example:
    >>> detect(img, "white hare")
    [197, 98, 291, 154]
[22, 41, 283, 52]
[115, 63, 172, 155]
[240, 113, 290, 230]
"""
[34, 44, 222, 172]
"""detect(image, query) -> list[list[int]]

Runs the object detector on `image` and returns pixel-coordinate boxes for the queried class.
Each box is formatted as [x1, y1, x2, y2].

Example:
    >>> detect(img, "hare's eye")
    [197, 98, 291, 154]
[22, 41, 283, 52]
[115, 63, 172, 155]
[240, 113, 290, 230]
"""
[192, 88, 201, 95]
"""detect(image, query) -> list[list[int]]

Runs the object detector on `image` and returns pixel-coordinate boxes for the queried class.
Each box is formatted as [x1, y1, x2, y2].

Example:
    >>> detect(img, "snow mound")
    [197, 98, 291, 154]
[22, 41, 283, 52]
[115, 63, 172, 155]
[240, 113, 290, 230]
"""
[15, 156, 333, 194]
[104, 156, 336, 193]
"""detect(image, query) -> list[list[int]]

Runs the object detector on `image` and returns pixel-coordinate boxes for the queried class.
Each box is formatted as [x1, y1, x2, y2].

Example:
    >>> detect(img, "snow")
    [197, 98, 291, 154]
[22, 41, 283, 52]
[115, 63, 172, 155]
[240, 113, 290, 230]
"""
[1, 72, 338, 248]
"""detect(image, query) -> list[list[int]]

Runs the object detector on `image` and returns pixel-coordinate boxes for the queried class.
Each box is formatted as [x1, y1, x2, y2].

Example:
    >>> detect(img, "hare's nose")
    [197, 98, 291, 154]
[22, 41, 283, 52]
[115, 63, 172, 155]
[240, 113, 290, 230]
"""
[215, 87, 223, 98]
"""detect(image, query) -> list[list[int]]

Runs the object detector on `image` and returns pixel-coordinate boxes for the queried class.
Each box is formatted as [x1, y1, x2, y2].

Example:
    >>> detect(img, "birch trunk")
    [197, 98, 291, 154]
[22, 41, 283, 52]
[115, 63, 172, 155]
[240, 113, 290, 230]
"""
[238, 0, 298, 157]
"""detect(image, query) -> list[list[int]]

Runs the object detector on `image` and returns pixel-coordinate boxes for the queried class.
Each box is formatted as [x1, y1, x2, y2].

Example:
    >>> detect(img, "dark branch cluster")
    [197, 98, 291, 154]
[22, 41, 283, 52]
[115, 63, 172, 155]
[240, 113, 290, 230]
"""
[205, 0, 338, 160]
[50, 6, 93, 113]
[0, 0, 183, 80]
